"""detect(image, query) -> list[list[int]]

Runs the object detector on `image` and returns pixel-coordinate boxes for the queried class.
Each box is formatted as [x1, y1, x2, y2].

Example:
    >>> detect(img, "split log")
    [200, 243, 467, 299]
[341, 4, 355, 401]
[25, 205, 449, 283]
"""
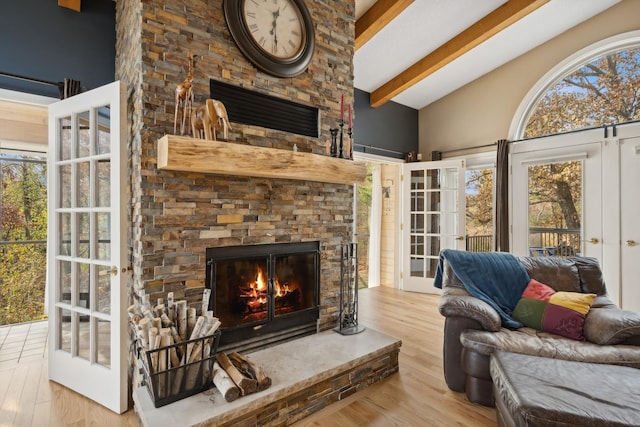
[138, 317, 151, 350]
[177, 300, 188, 341]
[186, 308, 197, 338]
[212, 362, 240, 402]
[228, 352, 271, 392]
[148, 327, 159, 372]
[167, 292, 175, 324]
[184, 316, 220, 390]
[202, 289, 211, 316]
[217, 352, 257, 395]
[158, 330, 171, 399]
[154, 304, 166, 318]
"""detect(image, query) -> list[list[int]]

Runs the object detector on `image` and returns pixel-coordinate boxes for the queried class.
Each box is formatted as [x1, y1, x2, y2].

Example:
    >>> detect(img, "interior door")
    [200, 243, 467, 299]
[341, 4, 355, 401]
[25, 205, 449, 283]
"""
[619, 132, 640, 312]
[401, 160, 465, 293]
[47, 81, 128, 413]
[511, 131, 603, 263]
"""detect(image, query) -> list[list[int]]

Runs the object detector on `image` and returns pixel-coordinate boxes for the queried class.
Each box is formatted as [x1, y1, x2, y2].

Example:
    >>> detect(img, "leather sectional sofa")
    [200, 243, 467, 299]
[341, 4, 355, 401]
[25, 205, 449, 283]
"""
[438, 255, 640, 407]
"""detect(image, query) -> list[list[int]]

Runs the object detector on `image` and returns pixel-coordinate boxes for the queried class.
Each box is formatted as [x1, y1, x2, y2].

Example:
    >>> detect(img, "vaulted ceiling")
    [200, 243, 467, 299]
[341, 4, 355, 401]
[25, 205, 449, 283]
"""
[355, 0, 622, 109]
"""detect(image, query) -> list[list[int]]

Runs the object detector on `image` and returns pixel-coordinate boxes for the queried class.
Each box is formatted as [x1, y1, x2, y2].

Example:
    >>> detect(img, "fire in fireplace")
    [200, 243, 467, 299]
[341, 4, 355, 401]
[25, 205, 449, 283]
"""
[206, 241, 320, 352]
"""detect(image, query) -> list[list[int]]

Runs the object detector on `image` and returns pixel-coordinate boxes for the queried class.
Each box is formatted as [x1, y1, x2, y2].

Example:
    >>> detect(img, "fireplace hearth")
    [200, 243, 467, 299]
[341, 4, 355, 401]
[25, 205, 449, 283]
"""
[206, 242, 320, 353]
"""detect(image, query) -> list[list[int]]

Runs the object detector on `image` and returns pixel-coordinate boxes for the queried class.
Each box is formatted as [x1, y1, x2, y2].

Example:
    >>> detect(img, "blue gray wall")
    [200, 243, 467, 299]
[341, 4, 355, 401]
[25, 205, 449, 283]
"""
[354, 88, 418, 159]
[0, 0, 115, 99]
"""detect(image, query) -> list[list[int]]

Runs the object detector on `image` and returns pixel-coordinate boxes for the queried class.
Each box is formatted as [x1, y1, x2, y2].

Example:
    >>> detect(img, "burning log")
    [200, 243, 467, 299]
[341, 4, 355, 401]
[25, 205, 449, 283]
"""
[212, 361, 240, 402]
[216, 352, 257, 396]
[228, 352, 272, 392]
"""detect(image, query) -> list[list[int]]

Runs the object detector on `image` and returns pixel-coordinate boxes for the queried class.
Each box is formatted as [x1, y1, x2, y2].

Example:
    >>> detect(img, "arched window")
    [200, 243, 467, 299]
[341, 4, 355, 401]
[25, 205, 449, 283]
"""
[511, 31, 640, 140]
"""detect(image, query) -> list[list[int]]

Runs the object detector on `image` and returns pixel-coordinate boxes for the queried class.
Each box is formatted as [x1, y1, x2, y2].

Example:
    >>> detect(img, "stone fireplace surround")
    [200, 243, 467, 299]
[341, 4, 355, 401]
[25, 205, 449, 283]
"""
[117, 0, 359, 340]
[116, 0, 401, 423]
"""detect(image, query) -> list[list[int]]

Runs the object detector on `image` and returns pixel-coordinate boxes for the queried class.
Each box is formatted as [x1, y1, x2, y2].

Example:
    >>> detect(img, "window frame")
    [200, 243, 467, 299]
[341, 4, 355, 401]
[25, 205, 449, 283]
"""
[509, 30, 640, 140]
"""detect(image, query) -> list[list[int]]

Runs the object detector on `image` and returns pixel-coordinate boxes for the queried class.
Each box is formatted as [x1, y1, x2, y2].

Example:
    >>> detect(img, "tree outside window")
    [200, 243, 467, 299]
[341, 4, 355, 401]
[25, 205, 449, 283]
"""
[0, 153, 48, 325]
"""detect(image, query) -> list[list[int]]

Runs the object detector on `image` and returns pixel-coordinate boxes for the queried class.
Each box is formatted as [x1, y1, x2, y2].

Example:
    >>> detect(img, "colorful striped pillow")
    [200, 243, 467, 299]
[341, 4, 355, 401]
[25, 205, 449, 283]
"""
[512, 279, 596, 341]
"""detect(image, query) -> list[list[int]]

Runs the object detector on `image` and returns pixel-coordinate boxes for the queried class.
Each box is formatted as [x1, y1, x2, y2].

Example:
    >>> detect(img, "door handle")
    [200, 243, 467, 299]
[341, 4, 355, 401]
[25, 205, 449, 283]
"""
[455, 236, 465, 241]
[111, 266, 118, 276]
[627, 240, 638, 247]
[582, 238, 599, 244]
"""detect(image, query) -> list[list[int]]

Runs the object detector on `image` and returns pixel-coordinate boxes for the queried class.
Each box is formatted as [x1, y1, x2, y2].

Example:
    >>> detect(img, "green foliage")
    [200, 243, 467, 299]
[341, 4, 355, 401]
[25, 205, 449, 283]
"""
[1, 156, 48, 325]
[465, 169, 493, 236]
[0, 244, 47, 324]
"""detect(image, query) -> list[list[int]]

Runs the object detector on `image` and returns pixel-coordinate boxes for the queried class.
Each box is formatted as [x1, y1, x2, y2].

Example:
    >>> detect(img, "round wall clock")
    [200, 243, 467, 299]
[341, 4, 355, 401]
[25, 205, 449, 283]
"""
[223, 0, 315, 78]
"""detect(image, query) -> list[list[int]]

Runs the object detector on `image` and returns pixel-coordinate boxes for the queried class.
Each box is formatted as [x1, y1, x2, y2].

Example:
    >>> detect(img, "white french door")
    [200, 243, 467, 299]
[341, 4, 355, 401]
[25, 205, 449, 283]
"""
[511, 130, 603, 262]
[47, 81, 128, 413]
[612, 123, 640, 312]
[619, 136, 640, 311]
[401, 160, 465, 293]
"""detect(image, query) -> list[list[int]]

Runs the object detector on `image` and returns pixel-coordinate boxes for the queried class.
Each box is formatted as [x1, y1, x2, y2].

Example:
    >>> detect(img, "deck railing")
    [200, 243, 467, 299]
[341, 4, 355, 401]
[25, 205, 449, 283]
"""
[465, 227, 581, 256]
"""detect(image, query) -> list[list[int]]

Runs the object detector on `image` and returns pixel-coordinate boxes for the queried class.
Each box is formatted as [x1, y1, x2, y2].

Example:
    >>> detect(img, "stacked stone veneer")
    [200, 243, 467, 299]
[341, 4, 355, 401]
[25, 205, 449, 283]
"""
[115, 0, 356, 333]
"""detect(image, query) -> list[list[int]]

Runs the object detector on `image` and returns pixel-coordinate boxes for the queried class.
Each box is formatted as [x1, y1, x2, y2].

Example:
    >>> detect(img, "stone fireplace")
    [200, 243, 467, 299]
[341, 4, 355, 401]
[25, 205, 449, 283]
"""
[117, 2, 403, 423]
[116, 0, 357, 346]
[206, 241, 320, 352]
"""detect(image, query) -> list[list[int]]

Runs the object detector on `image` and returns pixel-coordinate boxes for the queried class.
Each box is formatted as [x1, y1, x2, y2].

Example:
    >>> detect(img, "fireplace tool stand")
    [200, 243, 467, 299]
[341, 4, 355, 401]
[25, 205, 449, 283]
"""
[334, 242, 366, 335]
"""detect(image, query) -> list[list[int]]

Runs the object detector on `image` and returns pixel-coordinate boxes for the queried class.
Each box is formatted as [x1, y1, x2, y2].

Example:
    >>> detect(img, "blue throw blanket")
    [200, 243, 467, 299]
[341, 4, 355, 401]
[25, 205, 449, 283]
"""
[433, 249, 530, 328]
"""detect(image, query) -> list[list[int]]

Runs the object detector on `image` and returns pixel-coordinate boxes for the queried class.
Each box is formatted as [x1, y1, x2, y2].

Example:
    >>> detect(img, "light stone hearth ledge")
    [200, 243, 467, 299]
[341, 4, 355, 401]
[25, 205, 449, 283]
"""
[157, 135, 368, 185]
[133, 327, 401, 426]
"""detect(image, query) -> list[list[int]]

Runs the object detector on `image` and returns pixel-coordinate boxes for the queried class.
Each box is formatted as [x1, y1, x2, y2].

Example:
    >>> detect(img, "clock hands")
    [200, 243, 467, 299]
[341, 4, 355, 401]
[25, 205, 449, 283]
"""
[271, 8, 280, 55]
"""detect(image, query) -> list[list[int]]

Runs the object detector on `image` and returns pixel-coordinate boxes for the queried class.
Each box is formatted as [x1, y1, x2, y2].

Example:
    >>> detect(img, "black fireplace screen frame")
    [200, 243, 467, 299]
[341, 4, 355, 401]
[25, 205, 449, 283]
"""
[206, 241, 320, 349]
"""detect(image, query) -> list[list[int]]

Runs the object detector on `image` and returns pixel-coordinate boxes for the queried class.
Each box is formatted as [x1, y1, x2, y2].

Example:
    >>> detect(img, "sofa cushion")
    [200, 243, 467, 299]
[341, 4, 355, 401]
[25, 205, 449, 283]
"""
[518, 256, 581, 292]
[512, 279, 596, 341]
[572, 256, 607, 295]
[584, 302, 640, 345]
[460, 328, 640, 368]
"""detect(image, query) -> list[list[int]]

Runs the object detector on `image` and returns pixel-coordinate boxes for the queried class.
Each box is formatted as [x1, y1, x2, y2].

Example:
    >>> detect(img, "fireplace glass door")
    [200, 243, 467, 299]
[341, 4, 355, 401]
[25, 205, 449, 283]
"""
[207, 242, 319, 351]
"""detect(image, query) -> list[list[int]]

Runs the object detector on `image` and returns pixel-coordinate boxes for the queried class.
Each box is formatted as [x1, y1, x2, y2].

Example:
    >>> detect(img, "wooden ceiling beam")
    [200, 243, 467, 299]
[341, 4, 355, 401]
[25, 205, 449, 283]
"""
[370, 0, 550, 107]
[58, 0, 81, 12]
[355, 0, 415, 51]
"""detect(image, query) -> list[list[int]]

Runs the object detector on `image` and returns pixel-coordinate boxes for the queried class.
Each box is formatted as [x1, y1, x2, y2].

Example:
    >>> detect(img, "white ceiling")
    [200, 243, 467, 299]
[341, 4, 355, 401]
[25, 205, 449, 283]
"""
[354, 0, 622, 110]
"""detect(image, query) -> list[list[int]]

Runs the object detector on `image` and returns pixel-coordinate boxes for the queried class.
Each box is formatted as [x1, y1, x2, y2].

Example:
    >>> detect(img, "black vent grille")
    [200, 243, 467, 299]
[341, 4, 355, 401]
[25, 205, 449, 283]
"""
[210, 80, 319, 137]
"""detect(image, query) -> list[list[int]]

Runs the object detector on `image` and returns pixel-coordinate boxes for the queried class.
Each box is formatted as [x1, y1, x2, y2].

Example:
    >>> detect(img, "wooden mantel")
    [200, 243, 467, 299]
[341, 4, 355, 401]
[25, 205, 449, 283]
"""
[157, 135, 368, 185]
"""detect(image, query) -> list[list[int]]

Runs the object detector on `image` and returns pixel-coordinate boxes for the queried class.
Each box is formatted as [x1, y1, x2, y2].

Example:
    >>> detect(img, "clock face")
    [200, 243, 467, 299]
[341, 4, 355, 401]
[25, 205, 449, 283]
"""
[223, 0, 315, 78]
[243, 0, 304, 60]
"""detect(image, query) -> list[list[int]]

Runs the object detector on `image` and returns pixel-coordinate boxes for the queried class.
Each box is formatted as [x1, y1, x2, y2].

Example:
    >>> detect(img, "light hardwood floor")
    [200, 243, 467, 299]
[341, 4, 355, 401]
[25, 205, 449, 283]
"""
[0, 287, 496, 426]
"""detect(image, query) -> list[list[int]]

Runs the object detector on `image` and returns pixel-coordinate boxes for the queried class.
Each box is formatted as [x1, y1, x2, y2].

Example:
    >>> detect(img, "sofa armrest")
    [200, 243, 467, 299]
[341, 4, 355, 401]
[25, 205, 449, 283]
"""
[584, 297, 640, 345]
[439, 286, 502, 332]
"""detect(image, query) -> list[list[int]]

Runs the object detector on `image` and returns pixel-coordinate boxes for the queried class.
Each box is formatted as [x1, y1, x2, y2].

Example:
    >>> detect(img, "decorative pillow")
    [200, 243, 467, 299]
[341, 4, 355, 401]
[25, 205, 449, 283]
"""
[512, 278, 596, 341]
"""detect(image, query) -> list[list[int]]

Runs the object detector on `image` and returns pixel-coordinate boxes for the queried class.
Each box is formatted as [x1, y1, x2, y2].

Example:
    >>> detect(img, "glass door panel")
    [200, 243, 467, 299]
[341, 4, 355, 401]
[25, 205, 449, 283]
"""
[402, 160, 465, 293]
[511, 133, 602, 261]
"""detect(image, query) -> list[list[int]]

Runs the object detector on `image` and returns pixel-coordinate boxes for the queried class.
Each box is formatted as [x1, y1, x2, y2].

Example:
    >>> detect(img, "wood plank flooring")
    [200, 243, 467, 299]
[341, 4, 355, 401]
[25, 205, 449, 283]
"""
[0, 286, 497, 426]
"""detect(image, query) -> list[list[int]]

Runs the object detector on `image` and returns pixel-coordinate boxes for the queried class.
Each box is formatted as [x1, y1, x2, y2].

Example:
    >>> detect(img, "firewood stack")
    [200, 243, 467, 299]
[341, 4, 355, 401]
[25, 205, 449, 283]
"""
[129, 290, 222, 402]
[213, 351, 272, 402]
[129, 289, 271, 404]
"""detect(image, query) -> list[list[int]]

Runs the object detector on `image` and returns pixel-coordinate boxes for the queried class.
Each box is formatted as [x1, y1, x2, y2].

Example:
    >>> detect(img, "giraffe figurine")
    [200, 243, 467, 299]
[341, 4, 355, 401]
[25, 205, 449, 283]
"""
[174, 52, 195, 135]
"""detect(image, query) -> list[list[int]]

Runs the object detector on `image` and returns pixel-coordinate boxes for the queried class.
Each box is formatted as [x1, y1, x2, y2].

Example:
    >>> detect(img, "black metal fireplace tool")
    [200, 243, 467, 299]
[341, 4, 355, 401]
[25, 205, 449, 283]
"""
[334, 242, 366, 335]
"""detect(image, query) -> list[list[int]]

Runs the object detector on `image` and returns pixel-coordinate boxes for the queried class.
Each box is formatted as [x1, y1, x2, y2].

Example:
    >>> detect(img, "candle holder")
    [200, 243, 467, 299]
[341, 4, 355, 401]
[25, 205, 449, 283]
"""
[338, 119, 345, 158]
[329, 128, 338, 157]
[348, 127, 353, 160]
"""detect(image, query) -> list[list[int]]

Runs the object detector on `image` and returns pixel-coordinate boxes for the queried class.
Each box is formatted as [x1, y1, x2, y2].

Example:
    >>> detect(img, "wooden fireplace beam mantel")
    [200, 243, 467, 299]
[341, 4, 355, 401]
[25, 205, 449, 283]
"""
[157, 135, 368, 185]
